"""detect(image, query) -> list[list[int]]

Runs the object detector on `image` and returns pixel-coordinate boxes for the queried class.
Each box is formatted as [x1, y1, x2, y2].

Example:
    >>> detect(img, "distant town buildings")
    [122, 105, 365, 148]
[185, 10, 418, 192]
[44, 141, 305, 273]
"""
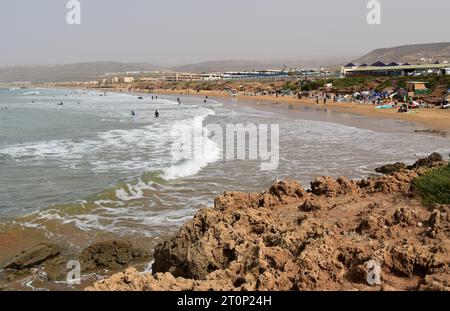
[122, 77, 135, 83]
[342, 62, 449, 77]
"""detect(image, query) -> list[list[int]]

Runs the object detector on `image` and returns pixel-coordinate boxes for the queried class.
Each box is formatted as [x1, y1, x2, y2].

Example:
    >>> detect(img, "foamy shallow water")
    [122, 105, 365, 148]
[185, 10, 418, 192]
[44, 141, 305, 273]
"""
[0, 87, 449, 254]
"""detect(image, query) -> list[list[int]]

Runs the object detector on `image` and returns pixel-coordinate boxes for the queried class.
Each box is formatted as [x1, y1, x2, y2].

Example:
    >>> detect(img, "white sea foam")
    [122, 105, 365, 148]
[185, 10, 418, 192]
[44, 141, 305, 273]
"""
[115, 179, 155, 201]
[21, 91, 40, 96]
[162, 110, 220, 180]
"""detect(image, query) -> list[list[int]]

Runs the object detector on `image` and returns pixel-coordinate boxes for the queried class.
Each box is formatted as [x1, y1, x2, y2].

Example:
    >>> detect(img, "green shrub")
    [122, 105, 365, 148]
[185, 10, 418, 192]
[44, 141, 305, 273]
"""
[412, 164, 450, 205]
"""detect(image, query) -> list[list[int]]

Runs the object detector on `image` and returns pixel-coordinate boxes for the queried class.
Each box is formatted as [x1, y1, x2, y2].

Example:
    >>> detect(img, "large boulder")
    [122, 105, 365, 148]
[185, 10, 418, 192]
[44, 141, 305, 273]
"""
[375, 162, 406, 175]
[2, 243, 61, 270]
[79, 241, 149, 271]
[407, 152, 443, 169]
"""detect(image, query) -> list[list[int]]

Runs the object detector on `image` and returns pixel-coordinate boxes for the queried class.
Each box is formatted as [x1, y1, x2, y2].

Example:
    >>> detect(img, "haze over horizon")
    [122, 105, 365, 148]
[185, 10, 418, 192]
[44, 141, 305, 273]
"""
[1, 0, 449, 66]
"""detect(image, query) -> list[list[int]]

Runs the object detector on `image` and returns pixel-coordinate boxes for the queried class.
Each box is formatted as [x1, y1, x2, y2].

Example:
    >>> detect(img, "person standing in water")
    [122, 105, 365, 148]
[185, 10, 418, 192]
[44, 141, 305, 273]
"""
[155, 110, 159, 118]
[131, 110, 136, 116]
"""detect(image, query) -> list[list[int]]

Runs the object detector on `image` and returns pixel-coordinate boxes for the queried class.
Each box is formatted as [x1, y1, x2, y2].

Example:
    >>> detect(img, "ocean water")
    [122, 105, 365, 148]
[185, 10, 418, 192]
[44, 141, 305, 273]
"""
[0, 87, 449, 257]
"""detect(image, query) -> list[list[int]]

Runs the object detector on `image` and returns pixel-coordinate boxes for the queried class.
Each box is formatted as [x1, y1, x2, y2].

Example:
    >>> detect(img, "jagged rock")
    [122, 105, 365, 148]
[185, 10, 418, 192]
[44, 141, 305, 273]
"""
[298, 197, 327, 212]
[356, 216, 384, 238]
[86, 268, 236, 291]
[2, 243, 60, 270]
[386, 207, 418, 226]
[384, 245, 431, 277]
[88, 155, 450, 292]
[79, 241, 149, 271]
[419, 273, 450, 291]
[427, 205, 450, 239]
[407, 152, 443, 169]
[375, 162, 406, 174]
[310, 176, 340, 196]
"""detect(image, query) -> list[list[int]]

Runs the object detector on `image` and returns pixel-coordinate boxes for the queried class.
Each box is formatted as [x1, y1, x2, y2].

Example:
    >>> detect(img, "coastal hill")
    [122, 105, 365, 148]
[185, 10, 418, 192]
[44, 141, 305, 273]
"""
[0, 62, 156, 84]
[169, 58, 348, 73]
[353, 42, 450, 64]
[0, 59, 346, 83]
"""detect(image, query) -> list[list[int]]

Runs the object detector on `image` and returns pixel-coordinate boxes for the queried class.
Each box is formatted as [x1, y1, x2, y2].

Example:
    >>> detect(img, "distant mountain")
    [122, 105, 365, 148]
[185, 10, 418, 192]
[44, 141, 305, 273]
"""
[170, 58, 348, 73]
[0, 62, 157, 83]
[353, 42, 450, 65]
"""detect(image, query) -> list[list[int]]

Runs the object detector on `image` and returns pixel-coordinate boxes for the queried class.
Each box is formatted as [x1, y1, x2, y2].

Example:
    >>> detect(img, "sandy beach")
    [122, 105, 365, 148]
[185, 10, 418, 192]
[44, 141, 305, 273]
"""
[148, 88, 450, 131]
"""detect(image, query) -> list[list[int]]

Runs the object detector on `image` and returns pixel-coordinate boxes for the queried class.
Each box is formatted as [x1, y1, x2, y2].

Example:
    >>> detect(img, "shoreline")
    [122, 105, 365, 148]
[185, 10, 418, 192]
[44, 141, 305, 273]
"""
[1, 87, 449, 291]
[40, 85, 450, 132]
[152, 88, 450, 132]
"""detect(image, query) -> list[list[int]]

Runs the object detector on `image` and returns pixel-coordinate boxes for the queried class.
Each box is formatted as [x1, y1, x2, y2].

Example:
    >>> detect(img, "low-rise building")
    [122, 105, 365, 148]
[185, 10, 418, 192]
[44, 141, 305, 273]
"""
[406, 81, 430, 96]
[342, 63, 448, 77]
[123, 77, 135, 83]
[164, 73, 203, 82]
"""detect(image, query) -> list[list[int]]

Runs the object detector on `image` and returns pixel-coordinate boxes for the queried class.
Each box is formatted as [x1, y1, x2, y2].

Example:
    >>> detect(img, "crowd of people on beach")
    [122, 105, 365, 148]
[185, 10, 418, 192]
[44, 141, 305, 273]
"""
[304, 89, 450, 114]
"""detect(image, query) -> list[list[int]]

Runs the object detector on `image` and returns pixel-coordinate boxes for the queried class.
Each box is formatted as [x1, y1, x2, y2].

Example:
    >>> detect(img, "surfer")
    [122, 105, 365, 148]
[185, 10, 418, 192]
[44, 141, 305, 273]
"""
[155, 110, 159, 118]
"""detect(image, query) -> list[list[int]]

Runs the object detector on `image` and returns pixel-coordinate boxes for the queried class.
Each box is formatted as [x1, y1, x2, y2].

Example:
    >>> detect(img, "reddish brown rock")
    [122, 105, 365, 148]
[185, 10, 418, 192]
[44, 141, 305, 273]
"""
[87, 155, 450, 291]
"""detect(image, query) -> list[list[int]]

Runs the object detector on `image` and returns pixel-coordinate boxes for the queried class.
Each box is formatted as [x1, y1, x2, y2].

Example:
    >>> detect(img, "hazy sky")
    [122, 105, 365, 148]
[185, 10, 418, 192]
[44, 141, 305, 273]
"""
[0, 0, 449, 66]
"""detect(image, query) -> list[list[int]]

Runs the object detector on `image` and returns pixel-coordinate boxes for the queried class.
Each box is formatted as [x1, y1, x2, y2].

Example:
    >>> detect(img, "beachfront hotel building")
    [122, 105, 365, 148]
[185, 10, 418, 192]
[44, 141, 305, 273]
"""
[341, 62, 449, 77]
[122, 77, 135, 83]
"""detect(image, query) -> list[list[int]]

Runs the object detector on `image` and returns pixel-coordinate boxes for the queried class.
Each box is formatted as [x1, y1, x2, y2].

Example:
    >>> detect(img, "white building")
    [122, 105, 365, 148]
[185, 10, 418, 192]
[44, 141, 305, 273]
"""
[123, 77, 135, 83]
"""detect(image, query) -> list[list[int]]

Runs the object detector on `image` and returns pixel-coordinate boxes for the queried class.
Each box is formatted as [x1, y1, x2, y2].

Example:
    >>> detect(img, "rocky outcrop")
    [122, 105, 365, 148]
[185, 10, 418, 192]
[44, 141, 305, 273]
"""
[88, 154, 450, 291]
[80, 241, 150, 271]
[407, 152, 444, 170]
[2, 243, 60, 270]
[375, 162, 406, 175]
[1, 240, 148, 288]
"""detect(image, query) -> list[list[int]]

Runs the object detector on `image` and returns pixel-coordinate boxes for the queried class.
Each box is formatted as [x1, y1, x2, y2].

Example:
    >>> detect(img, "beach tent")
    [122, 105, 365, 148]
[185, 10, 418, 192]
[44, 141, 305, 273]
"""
[371, 61, 386, 67]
